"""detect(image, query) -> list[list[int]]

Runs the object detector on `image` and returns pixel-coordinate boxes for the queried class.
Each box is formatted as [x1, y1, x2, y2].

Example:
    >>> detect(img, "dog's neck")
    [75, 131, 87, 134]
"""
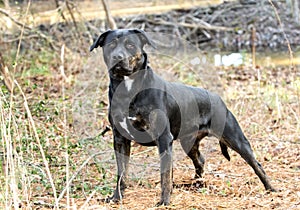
[109, 65, 152, 93]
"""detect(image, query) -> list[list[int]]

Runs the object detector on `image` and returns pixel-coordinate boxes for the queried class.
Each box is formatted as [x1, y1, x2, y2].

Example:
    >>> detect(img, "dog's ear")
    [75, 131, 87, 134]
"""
[90, 29, 112, 52]
[131, 29, 156, 49]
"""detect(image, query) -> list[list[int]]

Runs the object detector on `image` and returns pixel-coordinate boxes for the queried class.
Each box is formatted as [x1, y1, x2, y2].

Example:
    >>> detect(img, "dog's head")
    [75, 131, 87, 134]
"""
[90, 29, 155, 77]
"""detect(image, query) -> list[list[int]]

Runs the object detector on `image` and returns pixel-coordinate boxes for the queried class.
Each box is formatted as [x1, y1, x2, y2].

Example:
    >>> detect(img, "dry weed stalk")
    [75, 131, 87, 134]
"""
[0, 53, 13, 93]
[0, 93, 19, 209]
[268, 0, 294, 67]
[0, 0, 60, 209]
[57, 151, 107, 203]
[268, 0, 300, 123]
[1, 1, 35, 209]
[60, 43, 70, 209]
[14, 80, 59, 209]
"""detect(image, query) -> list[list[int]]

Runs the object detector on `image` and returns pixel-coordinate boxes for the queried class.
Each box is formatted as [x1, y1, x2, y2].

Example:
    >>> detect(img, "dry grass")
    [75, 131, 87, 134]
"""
[0, 1, 299, 209]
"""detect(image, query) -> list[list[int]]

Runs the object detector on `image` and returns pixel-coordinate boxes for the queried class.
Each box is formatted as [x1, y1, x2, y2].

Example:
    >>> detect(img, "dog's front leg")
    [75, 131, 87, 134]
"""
[156, 130, 173, 206]
[107, 129, 131, 203]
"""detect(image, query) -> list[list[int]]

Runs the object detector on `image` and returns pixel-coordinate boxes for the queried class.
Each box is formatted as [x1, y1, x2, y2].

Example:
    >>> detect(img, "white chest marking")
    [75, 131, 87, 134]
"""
[119, 117, 134, 138]
[127, 116, 137, 121]
[124, 76, 134, 91]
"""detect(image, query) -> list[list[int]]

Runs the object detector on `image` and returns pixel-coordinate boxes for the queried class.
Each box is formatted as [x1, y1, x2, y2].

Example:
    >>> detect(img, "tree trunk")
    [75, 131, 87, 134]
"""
[293, 0, 299, 23]
[4, 0, 10, 10]
[101, 0, 117, 29]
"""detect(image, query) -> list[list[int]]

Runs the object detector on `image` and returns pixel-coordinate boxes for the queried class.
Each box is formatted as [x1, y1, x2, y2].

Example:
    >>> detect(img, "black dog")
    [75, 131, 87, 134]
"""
[90, 29, 275, 206]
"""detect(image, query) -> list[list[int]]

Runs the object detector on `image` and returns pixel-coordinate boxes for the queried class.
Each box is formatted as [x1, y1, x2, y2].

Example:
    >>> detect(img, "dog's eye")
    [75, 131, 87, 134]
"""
[125, 43, 135, 50]
[108, 41, 117, 49]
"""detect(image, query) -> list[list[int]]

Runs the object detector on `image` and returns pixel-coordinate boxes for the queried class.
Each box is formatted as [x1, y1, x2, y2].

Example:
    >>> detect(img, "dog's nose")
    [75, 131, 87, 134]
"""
[113, 53, 125, 61]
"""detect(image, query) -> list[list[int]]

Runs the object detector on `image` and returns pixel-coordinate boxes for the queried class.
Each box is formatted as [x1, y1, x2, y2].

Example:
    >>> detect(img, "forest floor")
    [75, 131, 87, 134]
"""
[0, 0, 300, 209]
[1, 49, 299, 209]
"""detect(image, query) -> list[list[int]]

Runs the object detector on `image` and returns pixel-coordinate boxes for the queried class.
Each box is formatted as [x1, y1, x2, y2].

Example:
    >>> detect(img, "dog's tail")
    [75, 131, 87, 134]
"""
[219, 141, 230, 161]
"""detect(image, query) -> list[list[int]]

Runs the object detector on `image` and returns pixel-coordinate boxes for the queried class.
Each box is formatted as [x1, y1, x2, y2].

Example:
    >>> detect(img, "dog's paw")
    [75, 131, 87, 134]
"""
[194, 178, 206, 188]
[155, 200, 170, 207]
[267, 187, 277, 193]
[104, 195, 121, 204]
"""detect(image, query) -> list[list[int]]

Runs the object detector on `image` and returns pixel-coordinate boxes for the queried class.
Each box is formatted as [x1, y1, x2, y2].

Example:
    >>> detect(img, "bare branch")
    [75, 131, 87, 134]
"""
[0, 53, 13, 93]
[101, 0, 117, 29]
[147, 19, 233, 31]
[0, 8, 32, 30]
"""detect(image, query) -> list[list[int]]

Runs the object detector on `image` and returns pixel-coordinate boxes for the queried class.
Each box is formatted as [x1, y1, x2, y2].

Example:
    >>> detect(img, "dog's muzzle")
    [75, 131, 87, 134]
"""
[110, 62, 134, 76]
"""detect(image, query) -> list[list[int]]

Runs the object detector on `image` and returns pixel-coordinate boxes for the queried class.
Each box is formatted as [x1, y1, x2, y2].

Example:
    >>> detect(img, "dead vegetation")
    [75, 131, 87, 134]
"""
[0, 0, 299, 209]
[111, 0, 300, 52]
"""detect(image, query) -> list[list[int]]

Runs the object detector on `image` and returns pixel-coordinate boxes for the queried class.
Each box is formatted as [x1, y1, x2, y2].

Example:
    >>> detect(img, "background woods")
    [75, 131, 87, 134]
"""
[0, 0, 299, 209]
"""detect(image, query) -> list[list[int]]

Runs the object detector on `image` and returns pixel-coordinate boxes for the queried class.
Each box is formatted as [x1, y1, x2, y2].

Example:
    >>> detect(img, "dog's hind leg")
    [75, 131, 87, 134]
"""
[180, 131, 208, 178]
[219, 141, 230, 161]
[221, 110, 275, 191]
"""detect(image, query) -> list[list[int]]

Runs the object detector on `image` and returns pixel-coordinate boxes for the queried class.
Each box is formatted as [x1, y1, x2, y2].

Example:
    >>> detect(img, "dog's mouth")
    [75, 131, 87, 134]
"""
[110, 62, 134, 76]
[108, 54, 144, 77]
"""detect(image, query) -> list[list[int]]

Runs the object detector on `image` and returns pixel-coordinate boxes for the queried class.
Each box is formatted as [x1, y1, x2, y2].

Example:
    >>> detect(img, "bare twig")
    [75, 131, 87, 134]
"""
[54, 0, 68, 23]
[118, 170, 124, 208]
[100, 126, 111, 136]
[5, 1, 32, 209]
[3, 0, 10, 10]
[145, 18, 233, 31]
[14, 80, 59, 209]
[0, 53, 13, 93]
[268, 0, 299, 117]
[79, 190, 97, 210]
[2, 34, 40, 43]
[60, 43, 70, 208]
[57, 151, 108, 203]
[6, 0, 60, 208]
[251, 26, 256, 68]
[65, 0, 80, 36]
[0, 8, 32, 30]
[268, 0, 294, 68]
[101, 0, 117, 29]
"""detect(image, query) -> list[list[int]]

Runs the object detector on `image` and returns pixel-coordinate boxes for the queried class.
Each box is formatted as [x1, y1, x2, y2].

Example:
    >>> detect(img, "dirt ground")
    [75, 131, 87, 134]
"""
[1, 1, 300, 210]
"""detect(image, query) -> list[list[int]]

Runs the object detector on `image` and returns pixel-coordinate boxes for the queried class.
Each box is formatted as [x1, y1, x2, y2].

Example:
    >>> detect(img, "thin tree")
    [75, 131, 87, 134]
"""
[101, 0, 117, 29]
[293, 0, 299, 23]
[3, 0, 10, 10]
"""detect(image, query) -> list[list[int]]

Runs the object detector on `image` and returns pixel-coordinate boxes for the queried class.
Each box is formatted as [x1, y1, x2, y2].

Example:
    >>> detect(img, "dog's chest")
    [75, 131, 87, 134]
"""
[110, 77, 153, 139]
[121, 112, 149, 131]
[124, 76, 134, 91]
[116, 105, 152, 141]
